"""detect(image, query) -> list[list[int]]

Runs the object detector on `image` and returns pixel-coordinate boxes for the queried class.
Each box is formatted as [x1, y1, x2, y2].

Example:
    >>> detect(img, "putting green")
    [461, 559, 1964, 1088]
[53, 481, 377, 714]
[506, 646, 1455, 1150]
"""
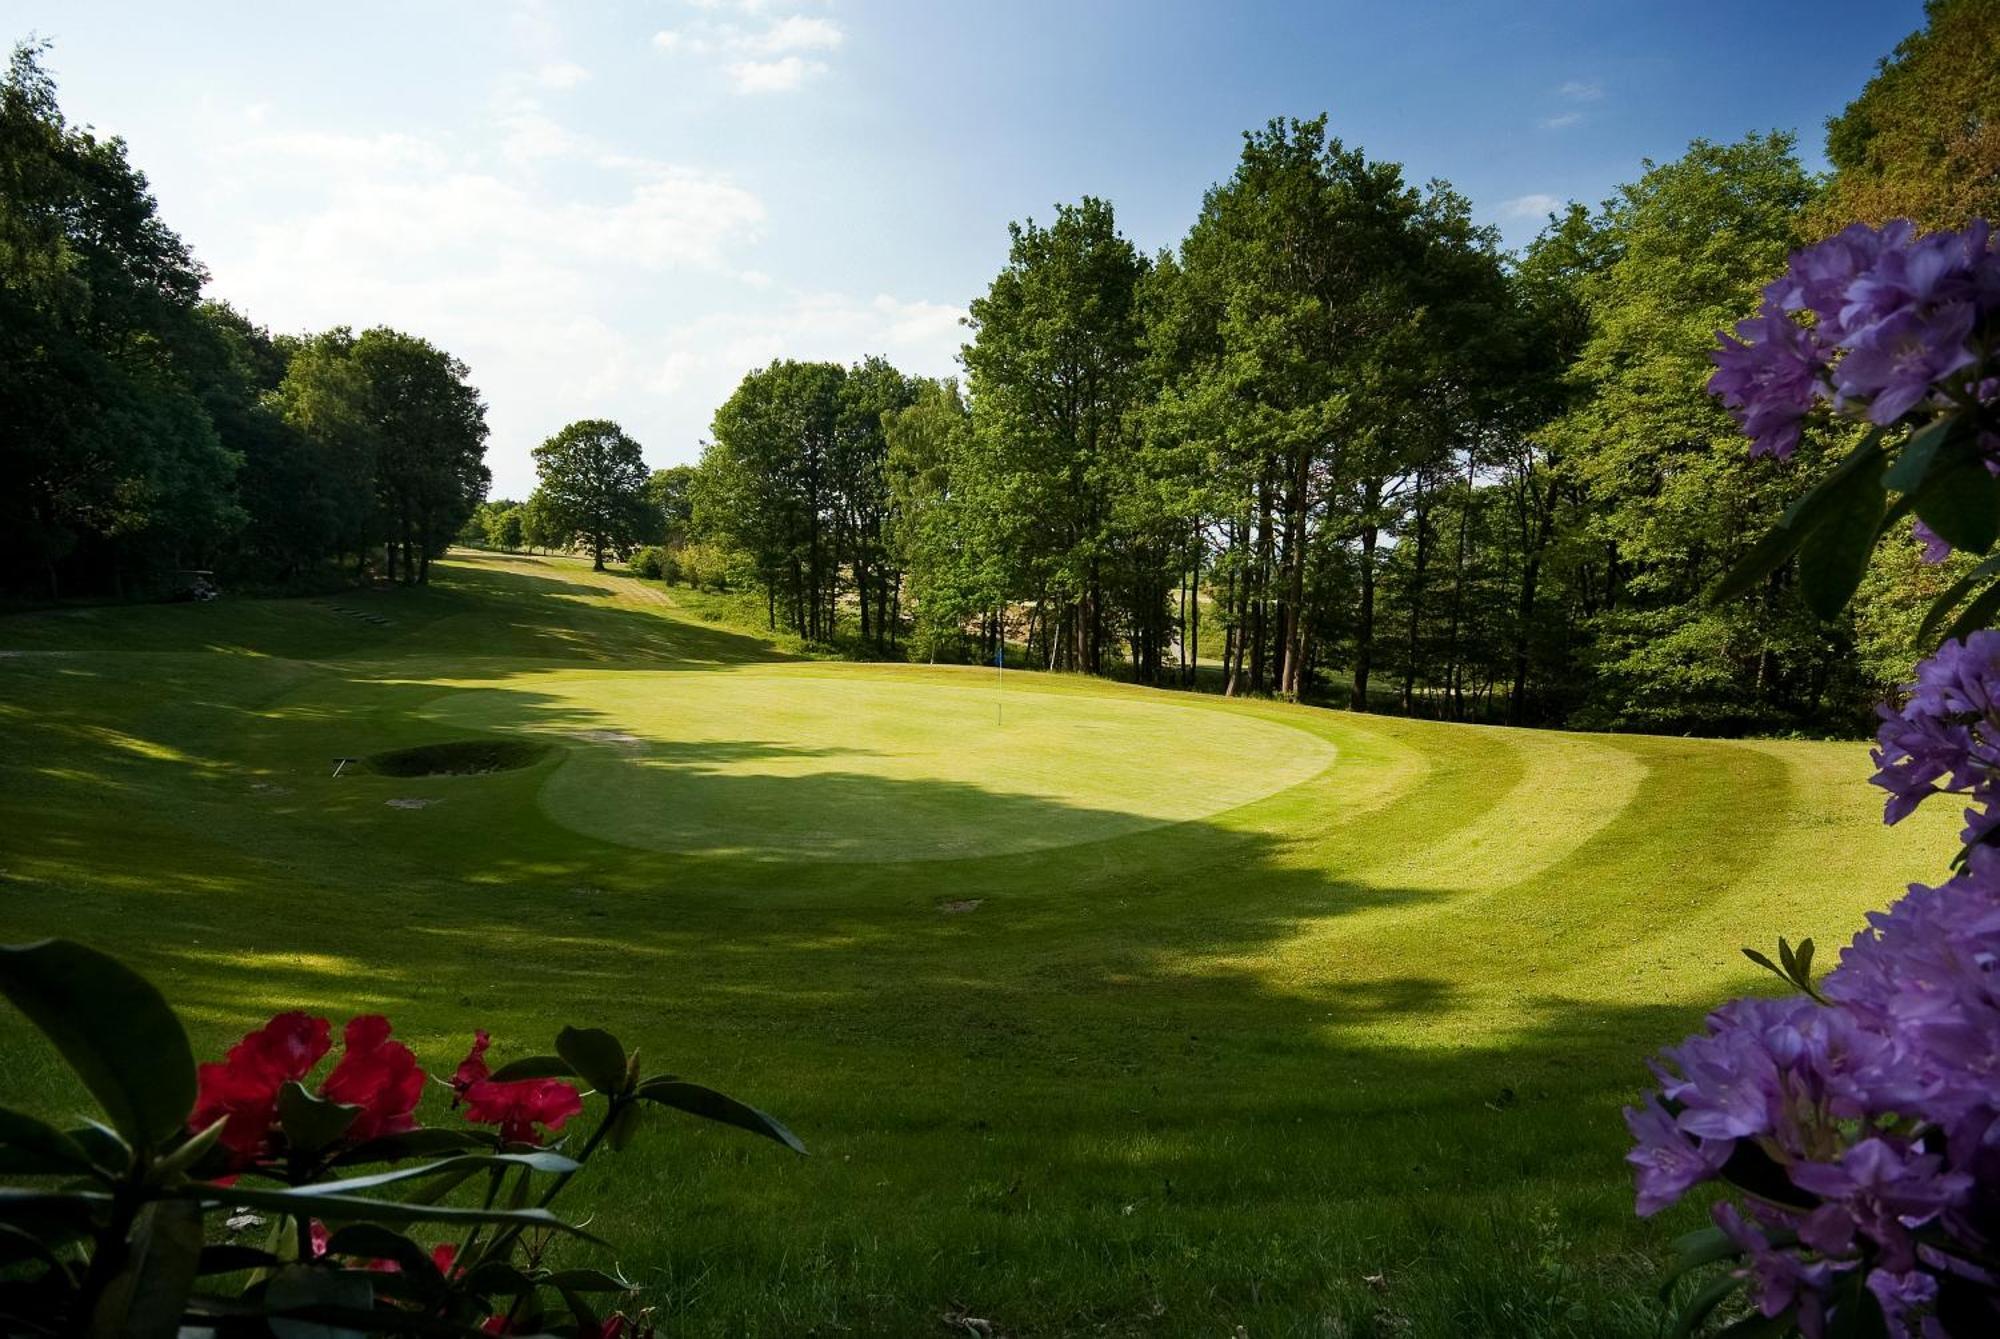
[418, 669, 1338, 860]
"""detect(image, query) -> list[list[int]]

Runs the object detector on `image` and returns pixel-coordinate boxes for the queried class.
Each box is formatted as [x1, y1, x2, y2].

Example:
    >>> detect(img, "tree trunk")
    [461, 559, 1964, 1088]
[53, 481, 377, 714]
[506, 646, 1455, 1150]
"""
[1352, 511, 1379, 710]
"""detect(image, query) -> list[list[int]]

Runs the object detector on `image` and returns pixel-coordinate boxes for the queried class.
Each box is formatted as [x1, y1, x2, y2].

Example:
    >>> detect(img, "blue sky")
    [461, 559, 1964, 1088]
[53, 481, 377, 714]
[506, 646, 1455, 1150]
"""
[19, 0, 1925, 495]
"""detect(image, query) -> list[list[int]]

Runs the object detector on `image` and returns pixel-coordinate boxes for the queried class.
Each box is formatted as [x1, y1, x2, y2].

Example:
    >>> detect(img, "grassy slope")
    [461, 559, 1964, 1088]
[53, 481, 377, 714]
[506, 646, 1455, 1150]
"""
[0, 551, 1953, 1338]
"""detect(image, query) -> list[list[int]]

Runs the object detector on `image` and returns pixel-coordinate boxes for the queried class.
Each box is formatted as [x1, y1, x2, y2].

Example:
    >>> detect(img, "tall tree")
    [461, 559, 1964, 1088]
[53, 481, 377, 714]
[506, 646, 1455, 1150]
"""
[1, 41, 242, 597]
[961, 196, 1148, 673]
[702, 361, 846, 638]
[1820, 0, 2000, 231]
[276, 327, 489, 584]
[1552, 133, 1848, 732]
[530, 419, 650, 571]
[643, 466, 698, 547]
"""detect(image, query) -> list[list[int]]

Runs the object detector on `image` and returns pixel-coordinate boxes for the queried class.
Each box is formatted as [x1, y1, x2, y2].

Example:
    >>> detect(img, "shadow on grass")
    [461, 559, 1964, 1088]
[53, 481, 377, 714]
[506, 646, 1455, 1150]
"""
[0, 548, 1799, 1337]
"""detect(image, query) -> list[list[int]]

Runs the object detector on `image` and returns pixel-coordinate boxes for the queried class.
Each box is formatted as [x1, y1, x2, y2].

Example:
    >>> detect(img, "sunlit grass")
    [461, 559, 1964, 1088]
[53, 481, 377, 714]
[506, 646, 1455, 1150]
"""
[0, 549, 1953, 1337]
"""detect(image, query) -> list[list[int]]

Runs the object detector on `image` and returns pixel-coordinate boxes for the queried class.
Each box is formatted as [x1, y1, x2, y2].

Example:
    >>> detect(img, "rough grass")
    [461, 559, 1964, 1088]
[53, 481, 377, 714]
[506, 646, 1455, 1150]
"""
[0, 550, 1954, 1337]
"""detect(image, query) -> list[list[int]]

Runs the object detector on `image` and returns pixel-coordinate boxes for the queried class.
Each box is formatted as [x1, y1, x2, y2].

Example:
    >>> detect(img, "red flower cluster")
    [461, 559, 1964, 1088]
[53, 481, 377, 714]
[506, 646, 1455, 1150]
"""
[190, 1012, 424, 1167]
[190, 1012, 330, 1165]
[449, 1031, 583, 1146]
[321, 1016, 424, 1142]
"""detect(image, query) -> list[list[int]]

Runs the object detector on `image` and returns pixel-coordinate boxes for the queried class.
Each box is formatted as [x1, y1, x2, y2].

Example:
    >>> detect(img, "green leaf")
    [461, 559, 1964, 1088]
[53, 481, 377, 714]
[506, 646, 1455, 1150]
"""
[0, 1106, 105, 1179]
[233, 1150, 576, 1200]
[178, 1186, 605, 1245]
[321, 1225, 443, 1289]
[328, 1128, 493, 1166]
[1741, 948, 1788, 988]
[460, 1259, 535, 1295]
[0, 1188, 111, 1233]
[486, 1055, 575, 1083]
[1798, 465, 1886, 618]
[1657, 1224, 1738, 1300]
[606, 1100, 645, 1153]
[0, 1220, 78, 1274]
[1716, 1308, 1799, 1338]
[265, 1264, 374, 1339]
[1916, 554, 2000, 645]
[196, 1244, 280, 1275]
[556, 1027, 628, 1096]
[1668, 1273, 1744, 1339]
[1944, 577, 2000, 646]
[543, 1267, 635, 1293]
[0, 940, 196, 1148]
[1710, 522, 1808, 605]
[87, 1199, 204, 1339]
[278, 1083, 361, 1154]
[1913, 452, 2000, 555]
[152, 1117, 228, 1184]
[634, 1079, 806, 1154]
[1883, 415, 1959, 493]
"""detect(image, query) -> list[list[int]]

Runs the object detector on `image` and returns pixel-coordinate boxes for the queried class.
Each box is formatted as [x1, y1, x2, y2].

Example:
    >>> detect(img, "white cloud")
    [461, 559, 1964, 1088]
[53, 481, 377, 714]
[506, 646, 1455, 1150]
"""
[535, 61, 591, 90]
[1498, 192, 1563, 220]
[191, 96, 956, 494]
[1558, 79, 1604, 101]
[728, 56, 826, 94]
[1540, 111, 1582, 130]
[653, 10, 845, 93]
[743, 15, 843, 55]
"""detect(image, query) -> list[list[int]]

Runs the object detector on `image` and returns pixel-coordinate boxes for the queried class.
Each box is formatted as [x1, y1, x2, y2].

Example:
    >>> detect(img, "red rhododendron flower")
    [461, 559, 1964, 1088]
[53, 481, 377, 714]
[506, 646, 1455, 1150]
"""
[450, 1030, 492, 1102]
[189, 1012, 332, 1165]
[189, 1011, 428, 1167]
[462, 1076, 584, 1146]
[320, 1015, 423, 1142]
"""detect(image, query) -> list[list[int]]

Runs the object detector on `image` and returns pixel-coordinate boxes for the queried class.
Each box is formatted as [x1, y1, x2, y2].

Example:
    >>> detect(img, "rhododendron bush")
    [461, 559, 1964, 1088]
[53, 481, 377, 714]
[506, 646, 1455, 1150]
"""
[1630, 220, 2000, 1337]
[0, 940, 802, 1336]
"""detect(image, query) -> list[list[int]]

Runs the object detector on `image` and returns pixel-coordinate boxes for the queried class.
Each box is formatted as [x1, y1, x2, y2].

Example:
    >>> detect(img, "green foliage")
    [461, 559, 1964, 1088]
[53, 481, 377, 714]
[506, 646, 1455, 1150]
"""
[699, 358, 918, 647]
[1, 44, 489, 599]
[627, 544, 667, 580]
[0, 42, 241, 598]
[961, 195, 1148, 674]
[530, 419, 652, 571]
[0, 937, 798, 1336]
[0, 550, 1954, 1336]
[1821, 0, 2000, 231]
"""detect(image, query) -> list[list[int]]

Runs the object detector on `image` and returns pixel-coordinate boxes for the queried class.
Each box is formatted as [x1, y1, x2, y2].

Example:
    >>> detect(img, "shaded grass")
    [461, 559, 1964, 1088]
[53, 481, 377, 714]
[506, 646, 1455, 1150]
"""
[0, 549, 1955, 1337]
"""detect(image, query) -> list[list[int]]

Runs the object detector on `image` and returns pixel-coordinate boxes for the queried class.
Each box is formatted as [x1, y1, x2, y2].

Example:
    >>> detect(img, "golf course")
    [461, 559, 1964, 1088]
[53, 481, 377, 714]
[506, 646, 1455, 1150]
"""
[0, 550, 1953, 1337]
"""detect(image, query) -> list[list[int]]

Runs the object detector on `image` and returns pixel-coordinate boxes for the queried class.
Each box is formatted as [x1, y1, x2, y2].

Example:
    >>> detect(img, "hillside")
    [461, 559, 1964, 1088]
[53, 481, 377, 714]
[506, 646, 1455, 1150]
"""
[0, 550, 1951, 1337]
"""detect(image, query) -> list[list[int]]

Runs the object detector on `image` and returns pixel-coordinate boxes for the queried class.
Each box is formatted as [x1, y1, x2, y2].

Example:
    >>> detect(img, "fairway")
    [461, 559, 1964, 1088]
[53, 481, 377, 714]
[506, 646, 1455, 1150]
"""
[418, 669, 1336, 859]
[0, 551, 1956, 1337]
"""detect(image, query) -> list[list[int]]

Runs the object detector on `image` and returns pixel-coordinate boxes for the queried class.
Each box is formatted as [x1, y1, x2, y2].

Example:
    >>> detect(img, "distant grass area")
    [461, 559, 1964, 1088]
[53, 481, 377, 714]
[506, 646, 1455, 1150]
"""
[0, 549, 1951, 1337]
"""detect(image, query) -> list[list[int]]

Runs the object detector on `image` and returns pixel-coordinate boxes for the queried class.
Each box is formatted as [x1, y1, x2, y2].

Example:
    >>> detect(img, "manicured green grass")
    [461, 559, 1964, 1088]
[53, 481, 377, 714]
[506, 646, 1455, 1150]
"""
[0, 551, 1953, 1336]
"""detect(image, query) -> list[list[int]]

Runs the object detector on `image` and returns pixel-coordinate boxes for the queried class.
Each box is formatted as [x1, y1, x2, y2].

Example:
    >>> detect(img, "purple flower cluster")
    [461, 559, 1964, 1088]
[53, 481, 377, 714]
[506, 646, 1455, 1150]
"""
[1872, 631, 2000, 852]
[1626, 862, 2000, 1334]
[1646, 218, 2000, 1335]
[1709, 220, 1998, 460]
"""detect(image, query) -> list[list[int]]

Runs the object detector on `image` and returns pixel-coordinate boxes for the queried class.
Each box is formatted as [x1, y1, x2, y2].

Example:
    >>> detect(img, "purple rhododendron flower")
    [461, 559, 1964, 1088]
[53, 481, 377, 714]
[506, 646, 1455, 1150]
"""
[1624, 1098, 1733, 1216]
[1659, 221, 2000, 1334]
[1835, 303, 1979, 424]
[1870, 631, 2000, 828]
[1710, 309, 1829, 459]
[1707, 218, 1998, 486]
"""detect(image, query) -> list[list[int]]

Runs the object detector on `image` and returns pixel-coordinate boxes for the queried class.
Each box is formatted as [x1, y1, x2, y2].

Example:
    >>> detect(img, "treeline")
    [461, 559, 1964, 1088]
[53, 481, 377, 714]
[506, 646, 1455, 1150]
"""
[659, 1, 1993, 733]
[1, 43, 489, 599]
